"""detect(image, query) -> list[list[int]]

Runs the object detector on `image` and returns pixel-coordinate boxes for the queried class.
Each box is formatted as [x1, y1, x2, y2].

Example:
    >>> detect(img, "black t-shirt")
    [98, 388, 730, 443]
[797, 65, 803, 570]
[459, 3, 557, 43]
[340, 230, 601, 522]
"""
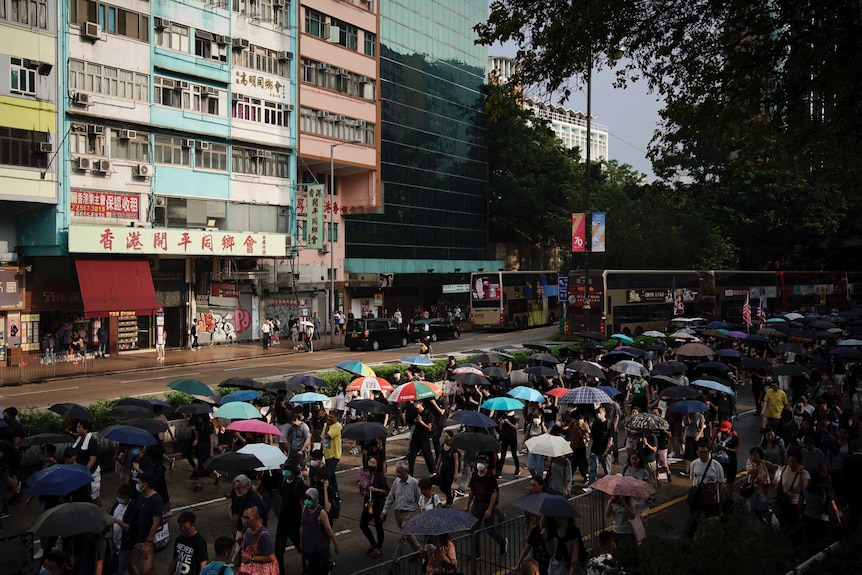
[526, 525, 552, 568]
[542, 404, 558, 426]
[72, 433, 100, 472]
[172, 532, 208, 575]
[640, 432, 658, 463]
[468, 471, 499, 507]
[230, 490, 267, 526]
[590, 419, 610, 455]
[135, 492, 164, 543]
[498, 414, 519, 440]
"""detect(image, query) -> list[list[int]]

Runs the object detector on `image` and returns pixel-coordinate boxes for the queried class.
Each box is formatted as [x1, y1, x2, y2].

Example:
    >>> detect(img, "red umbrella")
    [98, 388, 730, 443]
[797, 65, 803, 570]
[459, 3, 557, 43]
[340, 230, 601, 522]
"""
[225, 419, 281, 435]
[389, 381, 441, 402]
[591, 474, 656, 499]
[546, 387, 570, 398]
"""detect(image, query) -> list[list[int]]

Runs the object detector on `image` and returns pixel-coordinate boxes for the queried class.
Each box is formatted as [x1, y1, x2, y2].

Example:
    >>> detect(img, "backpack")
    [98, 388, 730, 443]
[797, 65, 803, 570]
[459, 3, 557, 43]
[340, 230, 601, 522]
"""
[327, 483, 341, 523]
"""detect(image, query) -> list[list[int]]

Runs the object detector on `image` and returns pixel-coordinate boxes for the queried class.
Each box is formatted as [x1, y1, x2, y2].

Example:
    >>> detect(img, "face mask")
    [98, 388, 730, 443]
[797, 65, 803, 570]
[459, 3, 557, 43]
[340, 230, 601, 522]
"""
[282, 470, 292, 479]
[308, 460, 319, 468]
[130, 449, 140, 457]
[136, 483, 143, 493]
[337, 387, 343, 392]
[597, 413, 605, 420]
[368, 465, 377, 471]
[117, 498, 129, 505]
[533, 418, 541, 426]
[304, 499, 314, 508]
[40, 568, 52, 575]
[476, 463, 486, 472]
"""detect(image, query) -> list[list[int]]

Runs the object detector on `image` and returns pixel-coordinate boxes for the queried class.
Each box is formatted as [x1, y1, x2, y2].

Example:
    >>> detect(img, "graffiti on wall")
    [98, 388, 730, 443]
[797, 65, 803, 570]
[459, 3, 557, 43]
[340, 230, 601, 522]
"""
[195, 308, 238, 343]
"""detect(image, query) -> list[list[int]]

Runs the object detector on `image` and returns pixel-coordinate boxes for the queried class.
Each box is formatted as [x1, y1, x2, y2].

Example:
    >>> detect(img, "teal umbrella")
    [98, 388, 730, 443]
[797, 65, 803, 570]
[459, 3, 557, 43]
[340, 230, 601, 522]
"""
[481, 396, 524, 411]
[213, 402, 261, 420]
[167, 378, 215, 397]
[507, 386, 545, 403]
[291, 392, 330, 404]
[610, 333, 635, 345]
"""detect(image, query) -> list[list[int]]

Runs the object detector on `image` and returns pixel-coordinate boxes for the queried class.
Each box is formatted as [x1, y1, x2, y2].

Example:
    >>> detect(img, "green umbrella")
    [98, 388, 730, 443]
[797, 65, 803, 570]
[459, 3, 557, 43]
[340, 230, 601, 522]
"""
[167, 378, 215, 397]
[213, 402, 261, 420]
[480, 396, 524, 411]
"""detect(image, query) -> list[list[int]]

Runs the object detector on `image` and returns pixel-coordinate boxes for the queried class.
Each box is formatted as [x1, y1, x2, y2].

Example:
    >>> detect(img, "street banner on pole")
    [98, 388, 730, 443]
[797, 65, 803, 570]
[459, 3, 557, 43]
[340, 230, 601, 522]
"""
[591, 212, 606, 253]
[572, 213, 586, 253]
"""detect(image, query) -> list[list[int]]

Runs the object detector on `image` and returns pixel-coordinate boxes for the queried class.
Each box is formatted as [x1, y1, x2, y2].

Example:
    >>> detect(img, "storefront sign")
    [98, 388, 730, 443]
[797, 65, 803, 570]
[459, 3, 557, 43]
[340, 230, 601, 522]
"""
[71, 190, 139, 219]
[442, 284, 469, 294]
[68, 225, 288, 257]
[272, 298, 299, 307]
[306, 185, 325, 250]
[233, 70, 287, 101]
[211, 283, 239, 298]
[0, 269, 24, 309]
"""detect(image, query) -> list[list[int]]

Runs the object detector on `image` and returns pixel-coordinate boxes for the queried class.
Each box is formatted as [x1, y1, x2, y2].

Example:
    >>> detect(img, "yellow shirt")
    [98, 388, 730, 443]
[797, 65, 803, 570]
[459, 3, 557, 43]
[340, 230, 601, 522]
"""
[763, 388, 788, 419]
[323, 421, 342, 460]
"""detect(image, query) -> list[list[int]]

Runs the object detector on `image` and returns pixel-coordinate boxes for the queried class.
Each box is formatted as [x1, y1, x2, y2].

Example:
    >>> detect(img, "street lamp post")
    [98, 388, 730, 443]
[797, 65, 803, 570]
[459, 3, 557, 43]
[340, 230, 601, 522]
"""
[583, 63, 593, 330]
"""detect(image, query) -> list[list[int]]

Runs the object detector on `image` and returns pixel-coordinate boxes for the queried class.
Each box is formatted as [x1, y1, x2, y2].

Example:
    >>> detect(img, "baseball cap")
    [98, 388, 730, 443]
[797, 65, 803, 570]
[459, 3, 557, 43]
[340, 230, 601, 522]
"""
[719, 421, 732, 432]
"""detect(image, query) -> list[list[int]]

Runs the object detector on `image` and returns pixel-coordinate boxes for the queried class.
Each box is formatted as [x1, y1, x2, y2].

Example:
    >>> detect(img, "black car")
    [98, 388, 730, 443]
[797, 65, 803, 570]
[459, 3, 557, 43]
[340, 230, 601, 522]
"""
[345, 318, 409, 351]
[410, 318, 461, 342]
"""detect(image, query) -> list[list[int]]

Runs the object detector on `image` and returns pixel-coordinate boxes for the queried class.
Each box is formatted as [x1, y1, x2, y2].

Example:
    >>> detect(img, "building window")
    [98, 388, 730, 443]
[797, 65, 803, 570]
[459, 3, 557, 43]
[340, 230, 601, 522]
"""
[70, 1, 149, 42]
[0, 127, 49, 168]
[154, 77, 224, 116]
[156, 22, 189, 53]
[69, 59, 149, 102]
[153, 135, 190, 166]
[9, 0, 47, 29]
[194, 142, 228, 171]
[10, 58, 36, 96]
[194, 30, 227, 62]
[231, 147, 289, 178]
[326, 222, 338, 243]
[231, 97, 288, 128]
[69, 124, 105, 157]
[304, 7, 324, 38]
[364, 31, 376, 57]
[232, 45, 285, 76]
[109, 129, 149, 162]
[330, 19, 357, 51]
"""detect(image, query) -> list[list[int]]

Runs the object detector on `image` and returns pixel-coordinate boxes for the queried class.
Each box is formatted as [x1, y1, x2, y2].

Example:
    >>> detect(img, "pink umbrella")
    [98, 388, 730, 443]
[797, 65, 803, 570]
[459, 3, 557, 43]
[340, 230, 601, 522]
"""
[226, 419, 281, 435]
[590, 474, 656, 499]
[452, 366, 484, 376]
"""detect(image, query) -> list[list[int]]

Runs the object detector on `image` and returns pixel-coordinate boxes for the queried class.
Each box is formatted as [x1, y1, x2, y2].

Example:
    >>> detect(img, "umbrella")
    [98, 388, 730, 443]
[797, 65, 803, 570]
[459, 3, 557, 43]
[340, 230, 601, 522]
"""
[784, 312, 805, 321]
[289, 375, 328, 388]
[167, 378, 215, 397]
[523, 343, 552, 352]
[766, 317, 787, 323]
[724, 330, 749, 340]
[341, 421, 389, 442]
[579, 341, 606, 350]
[559, 386, 613, 405]
[193, 391, 221, 405]
[238, 443, 287, 470]
[472, 353, 502, 365]
[610, 360, 649, 377]
[401, 355, 434, 366]
[226, 419, 282, 435]
[32, 502, 114, 537]
[348, 399, 389, 414]
[546, 387, 571, 399]
[574, 331, 608, 342]
[101, 425, 158, 446]
[745, 334, 771, 343]
[108, 405, 154, 419]
[757, 328, 785, 337]
[741, 357, 772, 370]
[670, 332, 700, 342]
[507, 386, 545, 403]
[776, 343, 807, 356]
[622, 413, 669, 431]
[642, 330, 666, 338]
[49, 403, 92, 421]
[455, 373, 493, 387]
[653, 361, 688, 374]
[219, 390, 261, 405]
[676, 343, 715, 358]
[454, 366, 484, 376]
[450, 432, 500, 452]
[290, 392, 330, 405]
[125, 418, 168, 435]
[774, 363, 811, 377]
[610, 333, 635, 345]
[530, 353, 560, 365]
[175, 403, 213, 415]
[213, 402, 262, 420]
[335, 360, 376, 377]
[650, 374, 681, 387]
[693, 361, 732, 373]
[450, 410, 498, 428]
[597, 386, 622, 398]
[598, 351, 638, 366]
[26, 463, 93, 496]
[145, 399, 172, 409]
[19, 433, 75, 448]
[389, 381, 440, 402]
[669, 400, 709, 414]
[482, 366, 509, 379]
[660, 386, 702, 400]
[565, 361, 606, 379]
[524, 365, 558, 377]
[691, 379, 736, 397]
[480, 397, 524, 411]
[615, 346, 651, 359]
[830, 347, 862, 360]
[591, 474, 656, 499]
[525, 434, 573, 457]
[716, 349, 744, 358]
[838, 339, 862, 346]
[204, 452, 263, 472]
[401, 508, 479, 535]
[347, 376, 394, 393]
[265, 380, 303, 393]
[219, 377, 266, 390]
[512, 493, 580, 518]
[112, 398, 152, 409]
[490, 348, 516, 359]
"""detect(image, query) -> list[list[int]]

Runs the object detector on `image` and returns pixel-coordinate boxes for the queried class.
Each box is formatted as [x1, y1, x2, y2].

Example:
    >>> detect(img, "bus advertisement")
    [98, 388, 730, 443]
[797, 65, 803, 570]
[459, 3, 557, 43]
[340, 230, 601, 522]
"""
[470, 271, 559, 330]
[775, 271, 845, 313]
[701, 270, 781, 323]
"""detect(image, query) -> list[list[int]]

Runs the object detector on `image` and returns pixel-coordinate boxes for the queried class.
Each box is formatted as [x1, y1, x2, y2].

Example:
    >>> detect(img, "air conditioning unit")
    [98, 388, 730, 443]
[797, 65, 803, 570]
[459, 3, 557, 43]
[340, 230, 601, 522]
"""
[254, 149, 267, 158]
[154, 196, 167, 206]
[337, 68, 349, 76]
[215, 34, 229, 45]
[201, 86, 218, 96]
[285, 104, 294, 112]
[277, 51, 293, 61]
[183, 139, 195, 148]
[88, 125, 104, 135]
[97, 160, 112, 173]
[154, 17, 169, 29]
[118, 129, 136, 140]
[322, 113, 338, 122]
[160, 78, 176, 90]
[82, 22, 101, 40]
[318, 62, 331, 70]
[335, 115, 346, 122]
[263, 150, 273, 158]
[359, 76, 372, 83]
[319, 244, 330, 254]
[76, 157, 92, 170]
[317, 110, 331, 118]
[72, 92, 91, 106]
[177, 81, 189, 90]
[199, 142, 211, 150]
[361, 0, 372, 8]
[32, 141, 52, 153]
[23, 59, 38, 70]
[134, 164, 152, 177]
[357, 120, 367, 127]
[232, 92, 244, 102]
[232, 38, 249, 50]
[325, 24, 340, 43]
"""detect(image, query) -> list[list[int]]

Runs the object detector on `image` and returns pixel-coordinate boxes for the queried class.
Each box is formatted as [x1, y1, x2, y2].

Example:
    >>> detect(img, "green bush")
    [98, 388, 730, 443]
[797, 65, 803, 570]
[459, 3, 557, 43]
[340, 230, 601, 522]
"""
[165, 392, 195, 409]
[20, 409, 66, 435]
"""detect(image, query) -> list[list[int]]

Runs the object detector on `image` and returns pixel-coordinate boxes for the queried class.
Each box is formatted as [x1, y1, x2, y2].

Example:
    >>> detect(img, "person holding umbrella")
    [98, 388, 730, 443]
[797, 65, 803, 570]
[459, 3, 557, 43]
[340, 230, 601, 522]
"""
[420, 533, 457, 575]
[464, 454, 508, 559]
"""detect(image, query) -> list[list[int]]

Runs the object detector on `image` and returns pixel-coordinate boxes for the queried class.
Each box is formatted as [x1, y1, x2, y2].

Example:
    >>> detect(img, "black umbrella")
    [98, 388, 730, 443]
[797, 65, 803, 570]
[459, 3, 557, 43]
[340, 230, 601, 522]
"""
[145, 399, 172, 409]
[472, 353, 502, 366]
[653, 361, 687, 374]
[579, 341, 606, 351]
[489, 348, 516, 359]
[455, 372, 492, 386]
[598, 351, 637, 365]
[774, 363, 810, 377]
[482, 366, 509, 379]
[219, 377, 266, 390]
[524, 365, 558, 377]
[49, 403, 92, 421]
[650, 374, 682, 388]
[565, 361, 605, 379]
[450, 432, 500, 452]
[108, 405, 153, 420]
[204, 452, 263, 472]
[742, 357, 772, 371]
[523, 343, 552, 352]
[125, 418, 168, 435]
[175, 403, 213, 415]
[660, 386, 702, 400]
[32, 502, 114, 537]
[265, 379, 303, 393]
[529, 352, 560, 365]
[342, 422, 388, 442]
[348, 399, 389, 414]
[574, 331, 608, 342]
[776, 343, 807, 356]
[19, 433, 74, 448]
[113, 398, 152, 409]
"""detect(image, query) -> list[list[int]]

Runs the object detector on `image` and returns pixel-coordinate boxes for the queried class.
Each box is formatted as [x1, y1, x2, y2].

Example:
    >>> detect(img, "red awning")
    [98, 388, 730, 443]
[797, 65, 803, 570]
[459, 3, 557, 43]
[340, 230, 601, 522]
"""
[75, 259, 158, 318]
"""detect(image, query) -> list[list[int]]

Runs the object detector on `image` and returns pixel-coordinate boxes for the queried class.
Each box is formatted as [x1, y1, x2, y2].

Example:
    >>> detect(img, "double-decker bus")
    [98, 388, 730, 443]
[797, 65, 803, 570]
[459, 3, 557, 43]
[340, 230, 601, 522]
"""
[700, 270, 781, 322]
[847, 272, 862, 305]
[469, 271, 560, 330]
[775, 271, 846, 313]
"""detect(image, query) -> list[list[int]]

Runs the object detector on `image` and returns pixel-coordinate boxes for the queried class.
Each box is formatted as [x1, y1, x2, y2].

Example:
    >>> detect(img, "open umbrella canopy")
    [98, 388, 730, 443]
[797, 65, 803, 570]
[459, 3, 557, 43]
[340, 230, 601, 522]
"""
[480, 396, 524, 411]
[289, 375, 328, 388]
[838, 339, 862, 346]
[523, 343, 552, 352]
[598, 351, 638, 366]
[490, 348, 516, 359]
[125, 418, 168, 435]
[574, 331, 608, 342]
[670, 332, 700, 342]
[450, 432, 500, 453]
[653, 361, 688, 374]
[529, 352, 560, 365]
[615, 346, 651, 359]
[101, 425, 158, 446]
[108, 405, 154, 420]
[723, 330, 749, 340]
[716, 348, 744, 358]
[219, 377, 266, 390]
[238, 443, 287, 470]
[610, 333, 635, 345]
[471, 353, 502, 366]
[524, 365, 558, 377]
[219, 390, 261, 405]
[347, 376, 394, 393]
[559, 386, 613, 405]
[290, 392, 330, 405]
[757, 327, 785, 337]
[622, 413, 669, 431]
[741, 357, 772, 371]
[565, 361, 606, 379]
[168, 378, 215, 397]
[389, 381, 440, 402]
[609, 360, 649, 377]
[579, 341, 607, 351]
[225, 419, 282, 435]
[175, 403, 213, 415]
[591, 474, 656, 499]
[830, 347, 862, 360]
[669, 400, 710, 414]
[784, 312, 805, 321]
[507, 386, 546, 403]
[642, 330, 667, 338]
[450, 410, 498, 428]
[112, 398, 152, 409]
[774, 363, 811, 377]
[776, 343, 808, 356]
[347, 399, 389, 414]
[676, 343, 715, 358]
[766, 317, 787, 323]
[49, 402, 92, 421]
[335, 360, 376, 377]
[401, 508, 479, 535]
[513, 493, 580, 518]
[341, 421, 389, 442]
[660, 386, 702, 400]
[32, 502, 114, 537]
[27, 463, 93, 496]
[453, 365, 484, 376]
[264, 379, 302, 394]
[482, 366, 509, 379]
[693, 361, 733, 374]
[525, 434, 573, 457]
[401, 355, 434, 366]
[205, 452, 263, 472]
[691, 379, 736, 397]
[213, 402, 262, 420]
[597, 385, 622, 398]
[19, 433, 75, 448]
[455, 372, 492, 387]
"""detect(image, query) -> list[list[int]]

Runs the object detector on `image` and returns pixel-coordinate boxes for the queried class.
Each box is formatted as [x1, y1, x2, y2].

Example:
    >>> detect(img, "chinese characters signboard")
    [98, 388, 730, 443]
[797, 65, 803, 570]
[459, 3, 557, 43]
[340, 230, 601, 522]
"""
[233, 70, 287, 101]
[68, 226, 288, 257]
[0, 269, 24, 310]
[71, 190, 140, 219]
[306, 184, 325, 250]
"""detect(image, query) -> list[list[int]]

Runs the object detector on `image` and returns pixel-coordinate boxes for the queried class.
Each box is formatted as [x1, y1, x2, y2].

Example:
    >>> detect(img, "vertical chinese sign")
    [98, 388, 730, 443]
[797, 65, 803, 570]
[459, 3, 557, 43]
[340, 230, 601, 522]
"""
[571, 213, 586, 253]
[306, 184, 325, 250]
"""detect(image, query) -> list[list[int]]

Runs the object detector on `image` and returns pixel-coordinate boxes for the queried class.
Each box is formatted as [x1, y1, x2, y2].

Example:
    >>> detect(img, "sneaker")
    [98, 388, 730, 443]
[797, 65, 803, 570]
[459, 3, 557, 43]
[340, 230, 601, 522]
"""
[679, 471, 689, 477]
[169, 457, 176, 471]
[0, 512, 10, 519]
[453, 489, 466, 497]
[582, 487, 593, 494]
[501, 537, 508, 555]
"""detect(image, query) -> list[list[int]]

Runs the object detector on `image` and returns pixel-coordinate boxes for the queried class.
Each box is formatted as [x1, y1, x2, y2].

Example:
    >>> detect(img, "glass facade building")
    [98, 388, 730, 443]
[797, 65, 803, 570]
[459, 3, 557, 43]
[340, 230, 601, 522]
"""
[345, 0, 489, 265]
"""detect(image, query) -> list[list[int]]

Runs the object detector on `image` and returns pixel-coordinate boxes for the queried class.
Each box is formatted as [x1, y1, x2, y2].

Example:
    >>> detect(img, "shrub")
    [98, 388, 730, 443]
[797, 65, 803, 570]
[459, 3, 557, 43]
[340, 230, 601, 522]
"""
[20, 409, 66, 435]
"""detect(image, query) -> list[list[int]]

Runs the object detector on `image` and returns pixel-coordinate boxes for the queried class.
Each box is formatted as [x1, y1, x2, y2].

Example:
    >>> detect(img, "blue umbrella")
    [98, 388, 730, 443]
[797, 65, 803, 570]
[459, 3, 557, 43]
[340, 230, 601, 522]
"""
[289, 375, 328, 388]
[400, 355, 434, 366]
[706, 321, 729, 329]
[101, 425, 158, 446]
[610, 333, 635, 345]
[669, 400, 709, 414]
[212, 402, 262, 420]
[480, 397, 524, 411]
[597, 385, 622, 398]
[450, 410, 497, 428]
[27, 463, 93, 496]
[512, 493, 580, 518]
[291, 392, 330, 405]
[716, 349, 743, 358]
[507, 386, 546, 403]
[559, 386, 613, 405]
[401, 508, 479, 535]
[219, 390, 261, 405]
[691, 379, 736, 397]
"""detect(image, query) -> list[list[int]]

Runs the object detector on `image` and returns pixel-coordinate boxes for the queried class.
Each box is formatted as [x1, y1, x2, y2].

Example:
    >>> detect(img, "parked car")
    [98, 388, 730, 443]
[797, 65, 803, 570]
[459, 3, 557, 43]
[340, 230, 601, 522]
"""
[345, 318, 409, 351]
[410, 318, 461, 342]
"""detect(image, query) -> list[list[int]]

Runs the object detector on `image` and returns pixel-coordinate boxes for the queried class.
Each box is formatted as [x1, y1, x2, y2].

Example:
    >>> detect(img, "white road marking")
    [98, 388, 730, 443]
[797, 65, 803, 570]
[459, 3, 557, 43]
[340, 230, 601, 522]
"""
[119, 372, 200, 384]
[9, 386, 79, 396]
[224, 362, 292, 371]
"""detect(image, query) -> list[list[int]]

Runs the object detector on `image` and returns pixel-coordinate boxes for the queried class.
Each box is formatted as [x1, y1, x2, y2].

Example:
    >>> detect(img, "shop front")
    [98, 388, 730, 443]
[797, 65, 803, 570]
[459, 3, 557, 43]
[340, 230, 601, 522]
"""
[0, 268, 28, 365]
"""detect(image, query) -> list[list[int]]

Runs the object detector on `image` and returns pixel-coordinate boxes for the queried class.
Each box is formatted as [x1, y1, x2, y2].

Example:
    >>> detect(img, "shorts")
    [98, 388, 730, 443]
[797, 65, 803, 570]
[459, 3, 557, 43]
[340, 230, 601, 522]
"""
[656, 448, 668, 467]
[684, 437, 698, 461]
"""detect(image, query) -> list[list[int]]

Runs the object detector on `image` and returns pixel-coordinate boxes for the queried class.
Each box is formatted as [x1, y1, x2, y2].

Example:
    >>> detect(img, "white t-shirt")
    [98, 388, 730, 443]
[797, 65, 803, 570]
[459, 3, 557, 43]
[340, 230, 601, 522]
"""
[419, 493, 441, 511]
[690, 457, 725, 493]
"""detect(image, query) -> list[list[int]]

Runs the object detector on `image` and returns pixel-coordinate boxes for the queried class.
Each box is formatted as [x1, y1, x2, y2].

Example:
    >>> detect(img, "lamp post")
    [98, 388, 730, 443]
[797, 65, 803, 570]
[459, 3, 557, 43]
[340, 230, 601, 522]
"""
[582, 62, 593, 331]
[329, 140, 363, 348]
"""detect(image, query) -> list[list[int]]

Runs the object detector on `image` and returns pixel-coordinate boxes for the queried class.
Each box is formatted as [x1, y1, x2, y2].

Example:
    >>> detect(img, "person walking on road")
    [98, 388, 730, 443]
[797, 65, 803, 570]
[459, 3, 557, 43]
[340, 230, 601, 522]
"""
[275, 463, 307, 575]
[167, 511, 208, 575]
[299, 487, 340, 575]
[238, 505, 278, 575]
[381, 461, 422, 559]
[464, 454, 508, 559]
[132, 472, 163, 575]
[359, 456, 389, 558]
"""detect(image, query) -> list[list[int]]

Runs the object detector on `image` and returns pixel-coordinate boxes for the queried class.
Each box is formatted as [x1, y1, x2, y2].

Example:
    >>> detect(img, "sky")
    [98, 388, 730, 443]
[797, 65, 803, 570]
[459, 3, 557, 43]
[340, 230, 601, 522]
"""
[491, 42, 663, 179]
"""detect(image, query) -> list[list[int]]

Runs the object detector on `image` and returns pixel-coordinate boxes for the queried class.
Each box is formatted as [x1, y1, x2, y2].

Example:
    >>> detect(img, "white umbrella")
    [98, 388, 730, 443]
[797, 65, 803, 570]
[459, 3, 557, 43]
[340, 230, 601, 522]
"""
[670, 331, 699, 341]
[784, 312, 804, 321]
[642, 330, 666, 338]
[238, 443, 287, 470]
[525, 434, 573, 457]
